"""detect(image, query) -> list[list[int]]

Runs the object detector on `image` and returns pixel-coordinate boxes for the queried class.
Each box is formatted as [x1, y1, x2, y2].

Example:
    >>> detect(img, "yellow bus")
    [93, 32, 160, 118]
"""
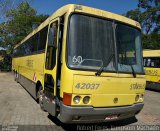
[143, 50, 160, 91]
[12, 4, 146, 123]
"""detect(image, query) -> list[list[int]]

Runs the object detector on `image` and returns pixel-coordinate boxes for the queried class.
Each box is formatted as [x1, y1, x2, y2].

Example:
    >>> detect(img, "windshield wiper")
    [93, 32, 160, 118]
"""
[95, 54, 114, 76]
[95, 64, 104, 76]
[130, 65, 136, 78]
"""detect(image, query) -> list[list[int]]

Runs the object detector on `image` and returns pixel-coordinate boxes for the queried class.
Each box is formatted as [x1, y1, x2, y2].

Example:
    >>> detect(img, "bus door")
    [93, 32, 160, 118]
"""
[43, 18, 60, 116]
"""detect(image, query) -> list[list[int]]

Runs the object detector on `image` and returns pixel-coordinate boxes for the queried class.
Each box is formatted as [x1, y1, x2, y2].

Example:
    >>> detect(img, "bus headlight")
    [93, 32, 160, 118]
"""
[140, 94, 144, 101]
[73, 96, 80, 104]
[135, 95, 139, 102]
[83, 96, 90, 104]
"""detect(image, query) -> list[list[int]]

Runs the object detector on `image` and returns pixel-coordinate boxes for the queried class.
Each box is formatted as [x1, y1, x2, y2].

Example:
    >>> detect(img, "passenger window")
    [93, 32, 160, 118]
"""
[143, 58, 146, 66]
[32, 33, 39, 52]
[38, 26, 48, 51]
[144, 57, 160, 68]
[151, 61, 154, 67]
[45, 21, 58, 70]
[147, 59, 151, 67]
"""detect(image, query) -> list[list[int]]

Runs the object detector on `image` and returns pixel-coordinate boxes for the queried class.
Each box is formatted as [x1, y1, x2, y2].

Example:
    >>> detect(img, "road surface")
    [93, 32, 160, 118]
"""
[0, 72, 159, 131]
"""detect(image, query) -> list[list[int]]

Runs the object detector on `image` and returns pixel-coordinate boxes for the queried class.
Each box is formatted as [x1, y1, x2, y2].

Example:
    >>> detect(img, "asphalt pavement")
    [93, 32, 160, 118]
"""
[0, 72, 159, 131]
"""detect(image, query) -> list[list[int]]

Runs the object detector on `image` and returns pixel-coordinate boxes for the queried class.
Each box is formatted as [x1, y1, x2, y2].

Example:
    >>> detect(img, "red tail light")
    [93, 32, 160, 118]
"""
[63, 92, 72, 105]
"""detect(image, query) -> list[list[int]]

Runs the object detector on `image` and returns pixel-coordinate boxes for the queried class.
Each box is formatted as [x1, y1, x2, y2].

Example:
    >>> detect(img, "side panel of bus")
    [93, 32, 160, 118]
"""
[12, 53, 45, 98]
[143, 56, 160, 90]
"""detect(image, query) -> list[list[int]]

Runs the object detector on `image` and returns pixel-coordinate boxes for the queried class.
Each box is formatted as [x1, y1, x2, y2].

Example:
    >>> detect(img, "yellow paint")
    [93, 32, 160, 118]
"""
[12, 53, 45, 85]
[144, 67, 160, 83]
[71, 75, 145, 106]
[61, 69, 145, 107]
[12, 4, 145, 108]
[143, 50, 160, 58]
[143, 50, 160, 83]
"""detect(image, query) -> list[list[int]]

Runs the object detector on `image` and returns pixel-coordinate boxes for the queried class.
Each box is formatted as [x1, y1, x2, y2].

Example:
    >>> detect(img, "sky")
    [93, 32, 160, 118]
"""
[31, 0, 138, 16]
[0, 0, 139, 50]
[0, 0, 139, 23]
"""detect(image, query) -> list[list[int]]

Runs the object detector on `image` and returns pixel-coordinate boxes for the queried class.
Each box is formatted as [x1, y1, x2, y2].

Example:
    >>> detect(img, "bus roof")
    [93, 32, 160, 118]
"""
[143, 50, 160, 57]
[15, 4, 141, 48]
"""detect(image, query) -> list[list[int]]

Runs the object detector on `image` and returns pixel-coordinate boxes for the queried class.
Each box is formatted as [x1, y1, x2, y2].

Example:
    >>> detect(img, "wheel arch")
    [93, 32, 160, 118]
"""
[36, 80, 43, 93]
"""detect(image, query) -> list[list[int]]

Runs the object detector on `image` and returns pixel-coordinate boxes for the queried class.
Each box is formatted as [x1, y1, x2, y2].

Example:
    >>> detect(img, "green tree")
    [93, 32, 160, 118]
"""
[125, 0, 160, 49]
[0, 1, 48, 53]
[0, 1, 48, 71]
[142, 33, 160, 49]
[126, 8, 142, 23]
[0, 0, 34, 21]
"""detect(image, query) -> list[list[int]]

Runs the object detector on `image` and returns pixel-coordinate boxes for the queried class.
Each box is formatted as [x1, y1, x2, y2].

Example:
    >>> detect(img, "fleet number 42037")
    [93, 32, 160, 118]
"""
[75, 83, 100, 90]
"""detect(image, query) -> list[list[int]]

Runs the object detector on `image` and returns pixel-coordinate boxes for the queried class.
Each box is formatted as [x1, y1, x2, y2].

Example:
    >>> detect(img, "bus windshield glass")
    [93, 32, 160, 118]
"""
[116, 23, 143, 73]
[68, 14, 115, 71]
[68, 14, 143, 74]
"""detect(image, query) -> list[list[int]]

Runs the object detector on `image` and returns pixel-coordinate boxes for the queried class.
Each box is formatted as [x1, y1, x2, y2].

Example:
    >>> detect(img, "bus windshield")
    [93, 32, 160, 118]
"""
[67, 14, 144, 74]
[116, 23, 143, 73]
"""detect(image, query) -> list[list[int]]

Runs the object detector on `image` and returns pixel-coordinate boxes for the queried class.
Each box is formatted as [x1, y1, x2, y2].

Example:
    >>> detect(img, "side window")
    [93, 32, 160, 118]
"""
[32, 33, 39, 52]
[45, 21, 58, 70]
[152, 58, 160, 68]
[20, 44, 25, 56]
[24, 41, 31, 55]
[13, 49, 16, 57]
[151, 60, 155, 67]
[30, 37, 37, 53]
[143, 58, 146, 67]
[16, 47, 20, 56]
[155, 58, 160, 68]
[17, 46, 23, 56]
[27, 38, 34, 53]
[144, 57, 160, 68]
[38, 26, 48, 51]
[147, 58, 151, 67]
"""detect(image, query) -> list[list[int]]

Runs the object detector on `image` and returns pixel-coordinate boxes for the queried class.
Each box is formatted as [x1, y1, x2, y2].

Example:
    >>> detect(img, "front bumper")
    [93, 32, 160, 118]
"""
[58, 102, 144, 123]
